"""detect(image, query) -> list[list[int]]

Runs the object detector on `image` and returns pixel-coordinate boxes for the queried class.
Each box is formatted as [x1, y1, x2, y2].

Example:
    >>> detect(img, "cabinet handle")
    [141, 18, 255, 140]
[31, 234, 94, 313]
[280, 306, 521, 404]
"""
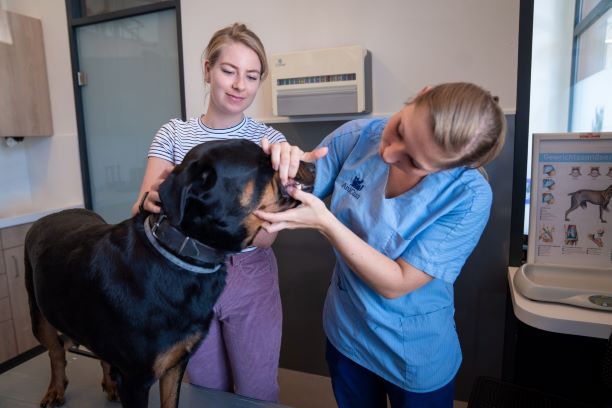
[11, 255, 18, 278]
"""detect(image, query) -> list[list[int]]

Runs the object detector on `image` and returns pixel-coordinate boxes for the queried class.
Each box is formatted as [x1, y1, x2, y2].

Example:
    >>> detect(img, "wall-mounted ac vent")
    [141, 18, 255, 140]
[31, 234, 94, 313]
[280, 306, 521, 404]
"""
[270, 45, 372, 116]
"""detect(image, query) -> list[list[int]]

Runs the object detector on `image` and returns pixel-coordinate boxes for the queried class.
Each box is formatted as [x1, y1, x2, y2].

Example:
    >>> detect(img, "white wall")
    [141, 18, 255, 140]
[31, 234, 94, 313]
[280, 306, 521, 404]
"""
[0, 0, 82, 218]
[0, 0, 519, 220]
[180, 0, 520, 120]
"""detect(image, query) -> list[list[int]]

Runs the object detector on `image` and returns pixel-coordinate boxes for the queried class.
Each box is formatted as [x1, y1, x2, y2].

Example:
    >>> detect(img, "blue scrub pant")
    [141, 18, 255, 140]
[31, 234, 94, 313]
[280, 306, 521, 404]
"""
[326, 340, 455, 408]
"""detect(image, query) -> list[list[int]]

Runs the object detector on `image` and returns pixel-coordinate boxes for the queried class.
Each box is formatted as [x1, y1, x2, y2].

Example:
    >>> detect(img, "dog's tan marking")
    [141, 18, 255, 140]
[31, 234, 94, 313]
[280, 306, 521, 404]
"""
[262, 176, 287, 212]
[240, 180, 255, 208]
[242, 176, 296, 246]
[244, 212, 262, 232]
[159, 364, 185, 408]
[100, 360, 120, 401]
[153, 333, 202, 379]
[242, 186, 270, 246]
[34, 317, 69, 407]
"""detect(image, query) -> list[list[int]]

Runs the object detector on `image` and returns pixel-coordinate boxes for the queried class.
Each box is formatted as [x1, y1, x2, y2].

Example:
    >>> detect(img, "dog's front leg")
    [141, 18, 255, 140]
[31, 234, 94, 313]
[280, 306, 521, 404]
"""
[31, 318, 69, 407]
[159, 359, 188, 408]
[601, 196, 610, 223]
[114, 373, 151, 408]
[100, 360, 120, 402]
[40, 345, 68, 407]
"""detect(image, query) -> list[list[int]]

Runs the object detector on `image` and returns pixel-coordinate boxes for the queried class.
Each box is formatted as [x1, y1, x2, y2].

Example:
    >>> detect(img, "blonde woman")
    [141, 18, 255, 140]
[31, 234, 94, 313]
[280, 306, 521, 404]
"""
[256, 82, 507, 407]
[133, 23, 311, 402]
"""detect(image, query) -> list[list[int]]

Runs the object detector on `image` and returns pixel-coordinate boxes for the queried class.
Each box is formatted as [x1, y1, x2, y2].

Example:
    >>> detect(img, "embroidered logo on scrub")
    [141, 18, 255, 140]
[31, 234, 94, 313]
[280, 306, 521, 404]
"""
[341, 176, 365, 199]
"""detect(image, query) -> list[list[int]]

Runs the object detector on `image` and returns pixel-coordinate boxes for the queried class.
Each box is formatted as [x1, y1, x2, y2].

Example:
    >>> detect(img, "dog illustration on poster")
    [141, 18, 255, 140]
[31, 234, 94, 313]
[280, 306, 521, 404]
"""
[564, 224, 578, 246]
[543, 178, 555, 190]
[588, 166, 601, 178]
[569, 166, 581, 178]
[588, 228, 605, 248]
[564, 184, 612, 223]
[538, 226, 555, 243]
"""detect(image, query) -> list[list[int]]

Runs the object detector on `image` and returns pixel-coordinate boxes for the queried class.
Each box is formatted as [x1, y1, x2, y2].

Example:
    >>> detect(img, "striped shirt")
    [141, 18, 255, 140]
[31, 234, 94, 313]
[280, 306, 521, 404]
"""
[149, 116, 286, 165]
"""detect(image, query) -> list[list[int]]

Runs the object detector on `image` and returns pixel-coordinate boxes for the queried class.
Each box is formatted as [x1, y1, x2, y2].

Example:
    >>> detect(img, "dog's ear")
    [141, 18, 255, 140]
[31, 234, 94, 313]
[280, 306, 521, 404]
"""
[159, 161, 215, 226]
[158, 169, 189, 226]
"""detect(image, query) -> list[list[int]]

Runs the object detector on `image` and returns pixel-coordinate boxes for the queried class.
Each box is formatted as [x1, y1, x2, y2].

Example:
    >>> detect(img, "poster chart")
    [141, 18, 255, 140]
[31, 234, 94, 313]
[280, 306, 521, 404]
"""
[528, 133, 612, 268]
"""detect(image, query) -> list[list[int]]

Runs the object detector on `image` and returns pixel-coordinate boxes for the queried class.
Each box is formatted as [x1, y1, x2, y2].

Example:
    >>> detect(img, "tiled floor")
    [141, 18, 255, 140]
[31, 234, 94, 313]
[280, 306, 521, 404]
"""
[0, 352, 284, 407]
[0, 352, 468, 407]
[278, 368, 336, 407]
[279, 368, 468, 408]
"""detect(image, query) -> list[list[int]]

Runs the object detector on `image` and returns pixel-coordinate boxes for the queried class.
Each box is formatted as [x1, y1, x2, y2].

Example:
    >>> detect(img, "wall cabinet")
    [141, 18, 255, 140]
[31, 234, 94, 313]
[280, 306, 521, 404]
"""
[0, 251, 18, 362]
[0, 222, 38, 364]
[0, 11, 53, 137]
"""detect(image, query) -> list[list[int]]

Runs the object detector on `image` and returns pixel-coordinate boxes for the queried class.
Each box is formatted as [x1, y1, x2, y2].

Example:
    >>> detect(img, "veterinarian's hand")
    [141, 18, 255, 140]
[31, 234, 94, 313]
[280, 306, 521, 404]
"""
[261, 138, 327, 185]
[254, 186, 332, 233]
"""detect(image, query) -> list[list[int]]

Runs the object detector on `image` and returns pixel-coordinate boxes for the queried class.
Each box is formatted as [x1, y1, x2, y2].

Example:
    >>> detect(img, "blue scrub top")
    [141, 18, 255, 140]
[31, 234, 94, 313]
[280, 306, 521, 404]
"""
[313, 118, 492, 392]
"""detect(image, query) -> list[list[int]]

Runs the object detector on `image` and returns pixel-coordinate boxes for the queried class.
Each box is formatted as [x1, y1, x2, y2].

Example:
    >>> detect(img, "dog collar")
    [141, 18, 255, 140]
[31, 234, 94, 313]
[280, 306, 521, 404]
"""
[144, 214, 227, 274]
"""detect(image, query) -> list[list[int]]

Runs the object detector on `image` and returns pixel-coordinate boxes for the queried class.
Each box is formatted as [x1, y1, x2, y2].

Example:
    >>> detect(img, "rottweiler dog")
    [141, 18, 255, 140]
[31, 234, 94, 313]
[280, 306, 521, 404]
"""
[24, 139, 315, 408]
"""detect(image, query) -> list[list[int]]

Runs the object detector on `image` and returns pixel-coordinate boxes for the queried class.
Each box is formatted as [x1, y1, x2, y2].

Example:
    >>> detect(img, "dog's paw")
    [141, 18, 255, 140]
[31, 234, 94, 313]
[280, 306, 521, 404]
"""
[40, 388, 66, 407]
[101, 379, 121, 402]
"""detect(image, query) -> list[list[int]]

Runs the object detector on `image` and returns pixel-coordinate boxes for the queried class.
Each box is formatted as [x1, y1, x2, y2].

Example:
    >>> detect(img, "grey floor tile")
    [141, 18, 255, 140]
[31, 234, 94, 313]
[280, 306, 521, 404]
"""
[1, 352, 288, 407]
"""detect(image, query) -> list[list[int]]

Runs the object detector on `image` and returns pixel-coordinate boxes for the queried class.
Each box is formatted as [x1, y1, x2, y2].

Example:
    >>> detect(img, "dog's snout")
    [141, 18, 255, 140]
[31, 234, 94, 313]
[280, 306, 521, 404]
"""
[278, 161, 315, 201]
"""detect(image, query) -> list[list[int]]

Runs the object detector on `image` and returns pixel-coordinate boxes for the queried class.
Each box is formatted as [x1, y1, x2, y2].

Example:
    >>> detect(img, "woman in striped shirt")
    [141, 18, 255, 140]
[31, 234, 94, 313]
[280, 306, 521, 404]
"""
[132, 22, 310, 402]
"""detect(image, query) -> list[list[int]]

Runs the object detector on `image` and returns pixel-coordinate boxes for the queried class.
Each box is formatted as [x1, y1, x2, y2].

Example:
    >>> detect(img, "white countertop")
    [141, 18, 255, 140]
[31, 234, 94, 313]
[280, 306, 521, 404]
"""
[508, 266, 612, 339]
[0, 203, 84, 229]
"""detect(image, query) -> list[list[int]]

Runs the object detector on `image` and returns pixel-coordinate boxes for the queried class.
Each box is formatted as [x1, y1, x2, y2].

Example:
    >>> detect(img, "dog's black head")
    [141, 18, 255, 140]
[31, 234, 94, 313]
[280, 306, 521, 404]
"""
[158, 139, 315, 252]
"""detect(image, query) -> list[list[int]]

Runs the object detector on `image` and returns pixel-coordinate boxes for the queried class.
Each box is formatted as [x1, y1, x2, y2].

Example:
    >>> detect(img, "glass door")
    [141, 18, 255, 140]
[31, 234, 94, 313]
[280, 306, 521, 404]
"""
[75, 8, 181, 223]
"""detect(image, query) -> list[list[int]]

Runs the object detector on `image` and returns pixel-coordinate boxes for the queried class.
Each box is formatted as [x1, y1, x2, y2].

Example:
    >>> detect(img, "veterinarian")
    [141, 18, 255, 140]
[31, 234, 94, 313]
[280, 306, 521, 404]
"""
[256, 82, 506, 408]
[132, 23, 313, 402]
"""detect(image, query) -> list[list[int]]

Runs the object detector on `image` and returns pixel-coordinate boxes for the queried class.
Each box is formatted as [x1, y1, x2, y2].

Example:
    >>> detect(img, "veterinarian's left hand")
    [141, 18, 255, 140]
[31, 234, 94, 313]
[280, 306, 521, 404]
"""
[254, 186, 332, 233]
[261, 138, 328, 185]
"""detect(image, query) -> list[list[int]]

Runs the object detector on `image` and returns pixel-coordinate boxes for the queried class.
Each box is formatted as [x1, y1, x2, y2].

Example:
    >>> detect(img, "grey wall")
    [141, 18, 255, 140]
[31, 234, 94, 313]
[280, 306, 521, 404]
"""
[453, 115, 515, 399]
[270, 121, 344, 375]
[270, 115, 515, 400]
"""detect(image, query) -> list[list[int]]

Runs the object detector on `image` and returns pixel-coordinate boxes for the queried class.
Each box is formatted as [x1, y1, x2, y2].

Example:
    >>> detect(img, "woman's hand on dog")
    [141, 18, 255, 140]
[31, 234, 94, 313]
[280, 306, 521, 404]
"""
[141, 171, 169, 213]
[132, 165, 173, 215]
[261, 138, 327, 186]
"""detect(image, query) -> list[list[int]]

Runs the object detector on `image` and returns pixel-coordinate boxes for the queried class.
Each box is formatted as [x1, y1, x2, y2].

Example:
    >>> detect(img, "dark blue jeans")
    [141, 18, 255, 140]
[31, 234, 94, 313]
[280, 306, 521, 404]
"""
[325, 339, 455, 408]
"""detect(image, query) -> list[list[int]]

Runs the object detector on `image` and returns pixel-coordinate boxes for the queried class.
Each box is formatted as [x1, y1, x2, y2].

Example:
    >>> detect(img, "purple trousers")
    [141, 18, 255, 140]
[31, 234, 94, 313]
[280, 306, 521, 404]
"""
[185, 247, 282, 402]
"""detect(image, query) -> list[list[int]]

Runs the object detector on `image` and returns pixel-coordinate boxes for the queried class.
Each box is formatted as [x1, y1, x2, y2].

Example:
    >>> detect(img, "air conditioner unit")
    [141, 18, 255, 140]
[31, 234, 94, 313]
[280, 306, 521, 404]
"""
[270, 45, 372, 116]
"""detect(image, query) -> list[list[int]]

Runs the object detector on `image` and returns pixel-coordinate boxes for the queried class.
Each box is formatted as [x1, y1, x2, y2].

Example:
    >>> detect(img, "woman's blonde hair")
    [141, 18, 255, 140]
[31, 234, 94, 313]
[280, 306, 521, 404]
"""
[412, 82, 506, 169]
[203, 23, 268, 80]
